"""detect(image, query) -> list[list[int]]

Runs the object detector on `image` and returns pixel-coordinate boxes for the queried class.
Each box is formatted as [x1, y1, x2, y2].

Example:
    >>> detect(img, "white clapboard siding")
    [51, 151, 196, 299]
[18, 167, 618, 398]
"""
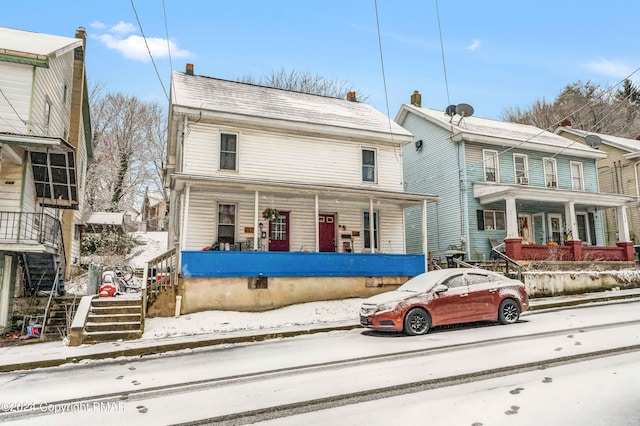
[0, 162, 25, 212]
[30, 53, 73, 138]
[185, 186, 407, 254]
[0, 62, 32, 134]
[183, 123, 404, 191]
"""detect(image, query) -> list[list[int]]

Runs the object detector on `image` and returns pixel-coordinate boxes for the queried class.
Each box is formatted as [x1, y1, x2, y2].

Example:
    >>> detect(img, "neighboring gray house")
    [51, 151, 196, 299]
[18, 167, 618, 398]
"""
[396, 93, 636, 263]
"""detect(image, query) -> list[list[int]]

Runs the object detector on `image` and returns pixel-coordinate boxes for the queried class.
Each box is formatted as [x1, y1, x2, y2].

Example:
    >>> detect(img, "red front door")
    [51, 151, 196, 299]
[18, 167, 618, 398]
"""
[319, 214, 335, 252]
[269, 211, 289, 252]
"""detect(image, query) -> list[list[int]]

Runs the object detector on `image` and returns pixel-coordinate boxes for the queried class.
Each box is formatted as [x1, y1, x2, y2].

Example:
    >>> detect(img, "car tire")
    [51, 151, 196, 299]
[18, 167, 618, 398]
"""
[498, 299, 520, 325]
[403, 308, 431, 335]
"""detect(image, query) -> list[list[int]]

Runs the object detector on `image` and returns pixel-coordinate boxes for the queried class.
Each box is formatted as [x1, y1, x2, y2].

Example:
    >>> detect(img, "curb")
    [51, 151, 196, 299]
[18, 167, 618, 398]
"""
[2, 292, 639, 373]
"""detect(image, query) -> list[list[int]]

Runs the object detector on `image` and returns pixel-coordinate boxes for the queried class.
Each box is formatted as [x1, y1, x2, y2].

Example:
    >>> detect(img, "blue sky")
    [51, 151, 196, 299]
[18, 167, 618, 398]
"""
[2, 1, 639, 119]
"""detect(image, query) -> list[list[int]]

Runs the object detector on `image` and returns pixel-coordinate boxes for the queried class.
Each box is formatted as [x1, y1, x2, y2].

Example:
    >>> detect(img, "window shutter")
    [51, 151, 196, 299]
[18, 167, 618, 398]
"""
[477, 210, 484, 231]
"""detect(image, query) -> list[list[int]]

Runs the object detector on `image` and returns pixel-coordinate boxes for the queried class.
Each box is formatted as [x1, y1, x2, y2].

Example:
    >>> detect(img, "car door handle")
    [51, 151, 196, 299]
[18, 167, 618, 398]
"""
[460, 293, 468, 297]
[489, 289, 498, 293]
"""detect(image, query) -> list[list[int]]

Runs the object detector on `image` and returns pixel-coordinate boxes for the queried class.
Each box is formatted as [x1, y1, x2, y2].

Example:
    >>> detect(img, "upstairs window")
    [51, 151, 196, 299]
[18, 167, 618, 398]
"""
[44, 99, 51, 136]
[483, 150, 499, 182]
[362, 148, 376, 182]
[220, 133, 237, 171]
[571, 161, 584, 191]
[514, 154, 529, 184]
[544, 158, 558, 188]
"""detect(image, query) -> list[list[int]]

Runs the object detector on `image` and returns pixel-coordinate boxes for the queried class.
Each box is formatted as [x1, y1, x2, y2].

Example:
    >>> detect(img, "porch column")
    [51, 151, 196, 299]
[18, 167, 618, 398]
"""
[254, 191, 259, 250]
[315, 194, 319, 252]
[617, 205, 631, 242]
[505, 197, 519, 238]
[422, 199, 428, 272]
[564, 201, 579, 240]
[369, 198, 375, 254]
[179, 186, 190, 250]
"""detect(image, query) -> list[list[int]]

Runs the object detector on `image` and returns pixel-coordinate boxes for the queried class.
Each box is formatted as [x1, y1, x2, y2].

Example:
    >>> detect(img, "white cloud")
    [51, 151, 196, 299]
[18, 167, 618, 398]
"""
[584, 58, 633, 79]
[89, 21, 107, 30]
[110, 21, 136, 35]
[95, 33, 193, 62]
[466, 39, 481, 51]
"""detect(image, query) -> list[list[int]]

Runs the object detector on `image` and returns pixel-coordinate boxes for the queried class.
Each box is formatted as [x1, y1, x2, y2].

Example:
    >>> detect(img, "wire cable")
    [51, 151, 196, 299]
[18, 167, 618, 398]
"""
[0, 87, 28, 125]
[130, 0, 170, 101]
[162, 0, 174, 73]
[373, 0, 397, 159]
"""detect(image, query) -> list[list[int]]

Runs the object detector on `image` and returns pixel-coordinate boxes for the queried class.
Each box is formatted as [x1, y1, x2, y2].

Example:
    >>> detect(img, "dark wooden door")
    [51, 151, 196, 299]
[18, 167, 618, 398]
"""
[269, 211, 289, 252]
[319, 214, 335, 252]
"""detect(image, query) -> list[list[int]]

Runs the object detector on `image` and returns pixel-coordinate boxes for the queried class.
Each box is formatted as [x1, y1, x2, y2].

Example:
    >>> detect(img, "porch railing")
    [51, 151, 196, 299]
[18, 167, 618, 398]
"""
[0, 211, 63, 249]
[142, 245, 178, 315]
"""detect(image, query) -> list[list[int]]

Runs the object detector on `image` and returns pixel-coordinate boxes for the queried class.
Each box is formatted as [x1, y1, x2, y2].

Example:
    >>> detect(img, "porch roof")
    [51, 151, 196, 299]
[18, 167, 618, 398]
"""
[170, 172, 438, 206]
[474, 182, 637, 207]
[1, 133, 79, 209]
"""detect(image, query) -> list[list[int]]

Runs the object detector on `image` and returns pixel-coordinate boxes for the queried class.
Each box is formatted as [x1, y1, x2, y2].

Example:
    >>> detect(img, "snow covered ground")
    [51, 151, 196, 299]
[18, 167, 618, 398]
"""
[142, 298, 364, 339]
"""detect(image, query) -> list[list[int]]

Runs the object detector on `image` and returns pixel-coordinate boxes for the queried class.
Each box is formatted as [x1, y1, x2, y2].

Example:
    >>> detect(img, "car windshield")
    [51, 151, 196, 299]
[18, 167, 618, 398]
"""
[396, 271, 445, 293]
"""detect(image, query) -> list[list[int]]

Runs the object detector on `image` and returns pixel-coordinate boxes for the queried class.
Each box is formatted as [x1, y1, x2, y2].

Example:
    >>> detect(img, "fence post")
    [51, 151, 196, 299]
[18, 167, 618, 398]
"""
[87, 264, 101, 295]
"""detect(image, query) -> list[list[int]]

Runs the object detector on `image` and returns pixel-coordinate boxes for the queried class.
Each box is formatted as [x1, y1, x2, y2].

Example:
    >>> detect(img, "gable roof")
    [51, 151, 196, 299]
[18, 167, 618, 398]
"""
[170, 71, 412, 143]
[555, 126, 640, 158]
[396, 104, 607, 159]
[0, 26, 82, 66]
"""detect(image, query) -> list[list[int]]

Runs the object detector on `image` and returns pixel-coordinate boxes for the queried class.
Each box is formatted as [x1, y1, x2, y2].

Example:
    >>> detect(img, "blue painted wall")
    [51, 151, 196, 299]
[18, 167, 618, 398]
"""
[181, 251, 426, 278]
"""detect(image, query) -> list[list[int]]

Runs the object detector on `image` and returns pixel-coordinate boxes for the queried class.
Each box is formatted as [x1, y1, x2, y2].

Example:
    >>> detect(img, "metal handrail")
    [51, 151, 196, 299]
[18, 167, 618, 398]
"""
[491, 248, 523, 281]
[0, 211, 62, 249]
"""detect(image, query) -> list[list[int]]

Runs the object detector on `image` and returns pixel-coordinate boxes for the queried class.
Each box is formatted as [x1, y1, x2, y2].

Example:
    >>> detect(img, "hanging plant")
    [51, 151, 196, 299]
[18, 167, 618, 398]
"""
[262, 208, 280, 222]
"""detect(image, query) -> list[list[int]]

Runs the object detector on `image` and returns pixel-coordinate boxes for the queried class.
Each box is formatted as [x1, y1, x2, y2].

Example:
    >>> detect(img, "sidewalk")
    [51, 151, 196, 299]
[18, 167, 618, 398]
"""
[1, 287, 639, 373]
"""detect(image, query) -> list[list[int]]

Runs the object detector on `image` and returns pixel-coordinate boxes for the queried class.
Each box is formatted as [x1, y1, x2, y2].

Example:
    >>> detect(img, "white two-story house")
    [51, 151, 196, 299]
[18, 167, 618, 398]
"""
[0, 27, 92, 331]
[164, 65, 436, 313]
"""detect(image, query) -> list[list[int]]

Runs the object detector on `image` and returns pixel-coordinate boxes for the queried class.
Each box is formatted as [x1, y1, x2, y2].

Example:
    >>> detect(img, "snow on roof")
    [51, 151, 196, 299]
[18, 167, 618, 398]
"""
[401, 105, 604, 157]
[0, 26, 82, 59]
[170, 71, 412, 139]
[145, 191, 165, 208]
[555, 126, 640, 154]
[85, 212, 125, 225]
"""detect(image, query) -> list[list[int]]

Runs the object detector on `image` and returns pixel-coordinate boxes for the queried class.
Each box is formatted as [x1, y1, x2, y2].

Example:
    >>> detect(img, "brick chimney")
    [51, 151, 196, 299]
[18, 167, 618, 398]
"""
[186, 63, 194, 75]
[347, 91, 357, 102]
[410, 90, 421, 107]
[560, 118, 572, 127]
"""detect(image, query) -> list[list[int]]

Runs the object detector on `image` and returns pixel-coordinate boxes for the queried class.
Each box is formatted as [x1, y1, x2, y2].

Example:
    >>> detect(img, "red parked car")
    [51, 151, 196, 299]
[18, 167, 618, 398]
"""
[360, 268, 529, 335]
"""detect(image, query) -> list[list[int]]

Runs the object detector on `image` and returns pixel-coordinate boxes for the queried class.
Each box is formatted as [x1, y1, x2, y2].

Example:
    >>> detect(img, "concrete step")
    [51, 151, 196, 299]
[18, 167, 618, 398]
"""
[90, 306, 141, 315]
[85, 321, 141, 332]
[91, 298, 142, 307]
[88, 313, 141, 323]
[82, 330, 143, 344]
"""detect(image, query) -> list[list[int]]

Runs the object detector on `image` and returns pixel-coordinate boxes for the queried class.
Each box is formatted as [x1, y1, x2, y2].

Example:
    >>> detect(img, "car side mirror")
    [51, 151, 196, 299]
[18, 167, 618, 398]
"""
[434, 284, 448, 293]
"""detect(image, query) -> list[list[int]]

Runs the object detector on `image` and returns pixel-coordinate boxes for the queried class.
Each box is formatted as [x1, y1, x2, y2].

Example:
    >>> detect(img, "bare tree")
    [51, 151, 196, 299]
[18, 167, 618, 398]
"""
[239, 67, 369, 101]
[87, 92, 167, 213]
[502, 80, 640, 138]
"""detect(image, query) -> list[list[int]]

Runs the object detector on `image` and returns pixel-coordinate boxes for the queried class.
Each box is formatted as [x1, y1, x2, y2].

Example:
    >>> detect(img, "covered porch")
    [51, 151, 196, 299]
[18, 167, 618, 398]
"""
[475, 183, 637, 262]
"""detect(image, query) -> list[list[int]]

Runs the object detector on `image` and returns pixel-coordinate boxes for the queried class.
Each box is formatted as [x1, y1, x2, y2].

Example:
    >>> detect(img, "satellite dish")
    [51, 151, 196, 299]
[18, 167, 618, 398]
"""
[445, 105, 457, 116]
[455, 103, 474, 118]
[585, 134, 602, 148]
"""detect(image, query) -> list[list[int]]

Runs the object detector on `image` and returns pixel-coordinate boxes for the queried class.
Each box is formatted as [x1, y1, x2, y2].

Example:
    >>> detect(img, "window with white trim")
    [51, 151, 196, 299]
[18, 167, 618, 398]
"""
[217, 203, 236, 244]
[362, 148, 376, 182]
[514, 154, 528, 184]
[571, 161, 584, 191]
[483, 150, 499, 182]
[363, 211, 379, 249]
[481, 210, 505, 231]
[220, 133, 238, 171]
[543, 158, 558, 188]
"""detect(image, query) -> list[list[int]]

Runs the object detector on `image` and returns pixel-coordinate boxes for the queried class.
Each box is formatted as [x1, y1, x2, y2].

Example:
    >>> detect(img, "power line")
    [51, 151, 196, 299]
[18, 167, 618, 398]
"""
[0, 87, 28, 125]
[130, 0, 170, 101]
[373, 0, 397, 159]
[162, 0, 173, 73]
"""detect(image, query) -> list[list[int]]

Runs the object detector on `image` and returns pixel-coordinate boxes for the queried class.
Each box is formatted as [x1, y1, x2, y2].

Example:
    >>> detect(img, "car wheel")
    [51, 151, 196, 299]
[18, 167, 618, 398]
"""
[498, 299, 520, 325]
[403, 308, 431, 335]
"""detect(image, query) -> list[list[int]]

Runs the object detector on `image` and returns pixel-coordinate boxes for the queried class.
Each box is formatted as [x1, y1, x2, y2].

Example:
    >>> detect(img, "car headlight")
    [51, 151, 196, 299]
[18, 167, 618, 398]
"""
[375, 301, 399, 314]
